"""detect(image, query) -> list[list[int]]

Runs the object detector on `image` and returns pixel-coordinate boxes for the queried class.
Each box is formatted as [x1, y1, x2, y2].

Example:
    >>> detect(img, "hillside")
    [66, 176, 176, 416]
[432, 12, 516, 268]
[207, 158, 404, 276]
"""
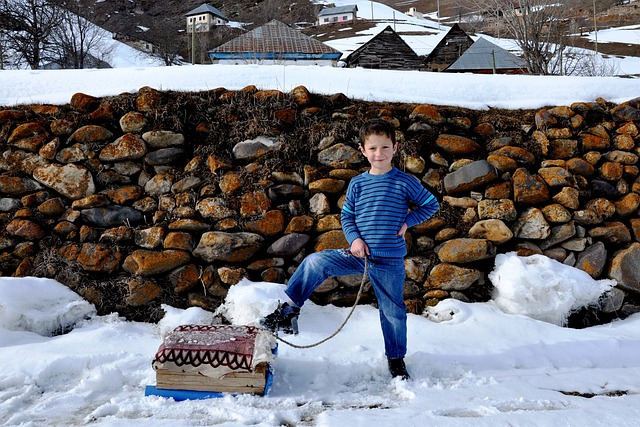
[82, 0, 640, 63]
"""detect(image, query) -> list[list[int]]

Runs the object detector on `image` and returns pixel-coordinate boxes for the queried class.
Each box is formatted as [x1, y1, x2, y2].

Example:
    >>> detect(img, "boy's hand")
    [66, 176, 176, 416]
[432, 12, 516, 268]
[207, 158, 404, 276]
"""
[397, 223, 408, 237]
[350, 238, 370, 258]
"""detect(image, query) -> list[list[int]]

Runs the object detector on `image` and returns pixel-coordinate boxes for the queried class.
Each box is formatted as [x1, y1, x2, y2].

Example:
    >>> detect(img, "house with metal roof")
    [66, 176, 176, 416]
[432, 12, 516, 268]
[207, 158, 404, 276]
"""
[185, 4, 229, 33]
[208, 20, 343, 65]
[423, 23, 475, 72]
[345, 26, 424, 70]
[445, 37, 529, 74]
[317, 5, 358, 25]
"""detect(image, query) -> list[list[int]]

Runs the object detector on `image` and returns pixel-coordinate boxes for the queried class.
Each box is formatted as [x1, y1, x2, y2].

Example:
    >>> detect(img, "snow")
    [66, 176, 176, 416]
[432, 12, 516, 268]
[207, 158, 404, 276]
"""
[2, 2, 640, 425]
[0, 252, 638, 426]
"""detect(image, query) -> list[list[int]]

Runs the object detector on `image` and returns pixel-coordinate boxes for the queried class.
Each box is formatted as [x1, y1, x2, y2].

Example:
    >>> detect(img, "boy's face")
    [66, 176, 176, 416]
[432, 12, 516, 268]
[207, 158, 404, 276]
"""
[359, 133, 398, 175]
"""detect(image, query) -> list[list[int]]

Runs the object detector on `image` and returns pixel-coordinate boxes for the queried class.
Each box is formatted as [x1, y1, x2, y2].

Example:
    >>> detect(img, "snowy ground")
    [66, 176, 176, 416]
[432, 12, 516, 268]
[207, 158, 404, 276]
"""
[1, 253, 639, 427]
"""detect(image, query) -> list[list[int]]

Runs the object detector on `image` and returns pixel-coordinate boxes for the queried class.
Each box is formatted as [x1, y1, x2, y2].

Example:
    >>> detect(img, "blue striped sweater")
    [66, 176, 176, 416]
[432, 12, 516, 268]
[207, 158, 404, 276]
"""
[341, 167, 439, 258]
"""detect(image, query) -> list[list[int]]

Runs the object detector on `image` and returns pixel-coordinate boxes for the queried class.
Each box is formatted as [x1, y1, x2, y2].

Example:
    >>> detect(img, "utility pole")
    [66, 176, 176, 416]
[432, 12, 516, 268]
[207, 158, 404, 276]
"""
[370, 0, 374, 20]
[437, 0, 441, 30]
[191, 19, 196, 65]
[593, 0, 598, 55]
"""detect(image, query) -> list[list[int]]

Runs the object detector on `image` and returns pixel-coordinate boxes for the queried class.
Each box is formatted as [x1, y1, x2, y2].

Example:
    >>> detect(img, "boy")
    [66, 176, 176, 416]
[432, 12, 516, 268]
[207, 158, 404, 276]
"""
[261, 119, 439, 380]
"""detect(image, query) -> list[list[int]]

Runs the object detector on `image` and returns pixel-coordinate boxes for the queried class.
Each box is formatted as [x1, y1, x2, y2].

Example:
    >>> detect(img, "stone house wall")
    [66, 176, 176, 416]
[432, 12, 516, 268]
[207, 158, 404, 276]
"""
[1, 85, 639, 324]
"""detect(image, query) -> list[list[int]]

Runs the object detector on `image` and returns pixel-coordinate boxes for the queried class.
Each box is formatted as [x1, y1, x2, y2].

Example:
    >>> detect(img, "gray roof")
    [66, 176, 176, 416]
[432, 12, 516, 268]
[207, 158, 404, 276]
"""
[318, 5, 358, 17]
[210, 20, 341, 56]
[446, 37, 527, 71]
[185, 4, 228, 20]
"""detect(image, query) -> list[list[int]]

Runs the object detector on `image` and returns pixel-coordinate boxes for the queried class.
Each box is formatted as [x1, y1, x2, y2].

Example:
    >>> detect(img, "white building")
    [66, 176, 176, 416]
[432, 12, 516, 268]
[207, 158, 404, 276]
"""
[317, 5, 358, 26]
[185, 4, 229, 33]
[406, 7, 423, 19]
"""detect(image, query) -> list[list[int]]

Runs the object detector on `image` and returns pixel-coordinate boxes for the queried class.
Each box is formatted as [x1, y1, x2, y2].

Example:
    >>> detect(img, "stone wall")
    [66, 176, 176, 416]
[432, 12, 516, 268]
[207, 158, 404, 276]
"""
[1, 86, 639, 324]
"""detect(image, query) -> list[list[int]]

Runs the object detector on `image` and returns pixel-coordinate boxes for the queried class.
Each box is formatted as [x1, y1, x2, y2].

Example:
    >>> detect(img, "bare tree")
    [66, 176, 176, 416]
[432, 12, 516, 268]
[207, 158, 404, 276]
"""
[0, 0, 61, 69]
[145, 17, 184, 66]
[47, 0, 112, 69]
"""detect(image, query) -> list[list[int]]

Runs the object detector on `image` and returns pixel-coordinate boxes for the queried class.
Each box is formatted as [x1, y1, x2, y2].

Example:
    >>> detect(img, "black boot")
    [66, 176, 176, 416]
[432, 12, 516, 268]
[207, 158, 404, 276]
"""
[260, 302, 300, 335]
[388, 357, 410, 380]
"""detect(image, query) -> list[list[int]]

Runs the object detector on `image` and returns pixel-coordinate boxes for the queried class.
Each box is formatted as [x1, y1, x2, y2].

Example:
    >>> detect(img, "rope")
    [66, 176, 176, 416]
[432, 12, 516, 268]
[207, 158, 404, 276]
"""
[272, 256, 369, 349]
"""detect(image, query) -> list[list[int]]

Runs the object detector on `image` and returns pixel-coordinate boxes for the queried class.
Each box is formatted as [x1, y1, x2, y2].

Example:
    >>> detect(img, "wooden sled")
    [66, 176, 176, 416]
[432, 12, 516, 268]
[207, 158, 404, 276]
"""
[145, 324, 277, 400]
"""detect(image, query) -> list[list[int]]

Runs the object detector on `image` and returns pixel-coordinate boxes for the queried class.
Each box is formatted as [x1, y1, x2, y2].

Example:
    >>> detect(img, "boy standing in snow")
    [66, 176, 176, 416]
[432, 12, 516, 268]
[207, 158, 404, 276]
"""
[261, 119, 439, 380]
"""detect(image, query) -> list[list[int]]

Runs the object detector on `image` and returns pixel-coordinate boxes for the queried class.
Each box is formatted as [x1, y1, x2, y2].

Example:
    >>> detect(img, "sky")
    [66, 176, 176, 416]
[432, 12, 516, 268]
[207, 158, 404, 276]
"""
[2, 2, 640, 426]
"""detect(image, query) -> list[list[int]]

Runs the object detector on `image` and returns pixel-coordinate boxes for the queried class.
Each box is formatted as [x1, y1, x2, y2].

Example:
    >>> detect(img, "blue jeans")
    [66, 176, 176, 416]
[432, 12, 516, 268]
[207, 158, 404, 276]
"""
[285, 249, 407, 359]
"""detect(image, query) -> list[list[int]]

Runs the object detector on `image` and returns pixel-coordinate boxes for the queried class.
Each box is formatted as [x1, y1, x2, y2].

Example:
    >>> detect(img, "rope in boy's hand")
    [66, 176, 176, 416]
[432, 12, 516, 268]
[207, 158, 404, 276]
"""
[272, 256, 369, 349]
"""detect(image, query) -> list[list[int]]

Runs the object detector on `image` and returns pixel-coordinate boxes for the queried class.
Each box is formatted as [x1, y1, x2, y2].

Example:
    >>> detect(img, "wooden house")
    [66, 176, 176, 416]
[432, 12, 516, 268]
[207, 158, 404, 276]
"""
[186, 4, 229, 33]
[345, 26, 424, 70]
[423, 23, 474, 72]
[445, 37, 529, 74]
[208, 20, 342, 65]
[318, 5, 358, 26]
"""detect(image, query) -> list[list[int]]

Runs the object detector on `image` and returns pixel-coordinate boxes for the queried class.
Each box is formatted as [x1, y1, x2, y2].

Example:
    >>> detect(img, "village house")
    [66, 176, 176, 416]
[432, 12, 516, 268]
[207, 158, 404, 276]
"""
[423, 23, 475, 72]
[317, 5, 358, 25]
[208, 20, 342, 66]
[405, 7, 423, 19]
[445, 37, 529, 74]
[185, 4, 229, 33]
[345, 26, 424, 70]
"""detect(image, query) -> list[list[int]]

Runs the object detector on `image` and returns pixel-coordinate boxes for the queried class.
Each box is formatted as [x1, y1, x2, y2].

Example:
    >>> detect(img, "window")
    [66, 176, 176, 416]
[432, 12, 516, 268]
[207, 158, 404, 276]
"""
[343, 15, 348, 20]
[333, 16, 338, 22]
[323, 18, 329, 23]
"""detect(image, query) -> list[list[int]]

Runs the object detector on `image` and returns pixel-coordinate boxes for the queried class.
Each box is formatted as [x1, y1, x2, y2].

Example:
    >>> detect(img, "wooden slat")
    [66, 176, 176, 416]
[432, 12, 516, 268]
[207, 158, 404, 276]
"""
[155, 367, 268, 394]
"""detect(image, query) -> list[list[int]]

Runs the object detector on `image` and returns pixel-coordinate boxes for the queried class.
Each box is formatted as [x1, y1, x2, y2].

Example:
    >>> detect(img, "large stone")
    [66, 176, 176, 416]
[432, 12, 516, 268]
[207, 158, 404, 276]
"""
[142, 130, 185, 148]
[144, 173, 173, 196]
[244, 210, 285, 236]
[123, 249, 191, 276]
[314, 230, 348, 252]
[0, 176, 43, 196]
[33, 164, 95, 200]
[608, 242, 640, 293]
[539, 222, 576, 250]
[477, 199, 517, 221]
[615, 193, 640, 217]
[233, 136, 279, 161]
[76, 243, 123, 273]
[81, 206, 143, 227]
[512, 208, 551, 239]
[169, 264, 200, 293]
[588, 222, 632, 245]
[512, 168, 550, 205]
[6, 219, 45, 240]
[309, 178, 345, 194]
[425, 263, 483, 291]
[119, 111, 147, 133]
[126, 277, 162, 306]
[101, 185, 144, 204]
[240, 190, 271, 216]
[267, 233, 310, 257]
[435, 134, 480, 155]
[538, 167, 574, 187]
[135, 227, 165, 249]
[491, 146, 536, 166]
[193, 232, 263, 262]
[145, 147, 185, 165]
[443, 160, 498, 194]
[575, 241, 607, 278]
[99, 133, 147, 161]
[67, 125, 113, 145]
[317, 143, 362, 168]
[468, 219, 513, 244]
[70, 92, 100, 112]
[196, 197, 235, 221]
[409, 104, 444, 125]
[437, 238, 495, 264]
[8, 122, 48, 152]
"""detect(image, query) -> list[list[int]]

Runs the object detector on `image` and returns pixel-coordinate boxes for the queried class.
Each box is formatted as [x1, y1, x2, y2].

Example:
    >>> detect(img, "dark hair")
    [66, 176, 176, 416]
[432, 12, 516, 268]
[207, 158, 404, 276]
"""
[359, 119, 396, 146]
